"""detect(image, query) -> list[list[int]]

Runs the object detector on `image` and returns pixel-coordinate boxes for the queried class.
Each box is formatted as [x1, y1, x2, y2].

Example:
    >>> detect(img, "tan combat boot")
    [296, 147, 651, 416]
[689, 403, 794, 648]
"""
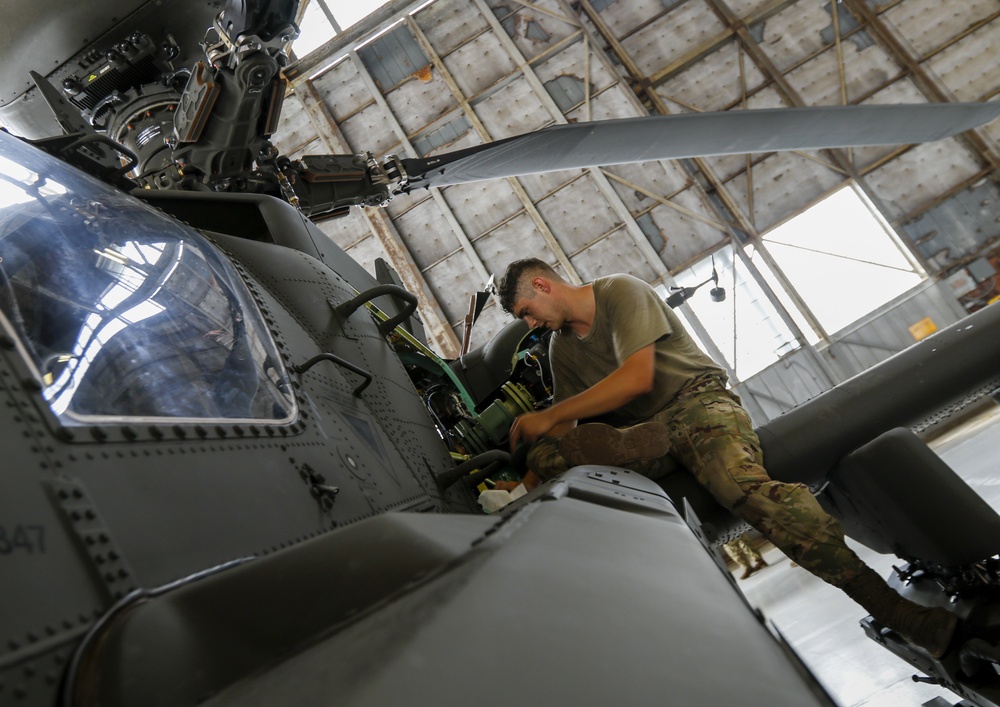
[559, 421, 670, 468]
[841, 567, 958, 658]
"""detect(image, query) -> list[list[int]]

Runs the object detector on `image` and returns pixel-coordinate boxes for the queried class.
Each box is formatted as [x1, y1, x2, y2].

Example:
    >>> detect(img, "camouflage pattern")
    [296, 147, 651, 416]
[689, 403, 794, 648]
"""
[526, 375, 867, 588]
[723, 534, 765, 573]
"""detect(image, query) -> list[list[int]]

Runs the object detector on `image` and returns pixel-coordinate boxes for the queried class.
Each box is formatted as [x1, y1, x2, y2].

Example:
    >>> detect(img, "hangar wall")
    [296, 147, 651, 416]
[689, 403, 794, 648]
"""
[273, 0, 1000, 423]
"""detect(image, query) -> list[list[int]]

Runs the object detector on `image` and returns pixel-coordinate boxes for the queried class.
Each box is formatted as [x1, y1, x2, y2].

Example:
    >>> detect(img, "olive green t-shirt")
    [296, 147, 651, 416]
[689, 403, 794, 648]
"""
[549, 274, 727, 425]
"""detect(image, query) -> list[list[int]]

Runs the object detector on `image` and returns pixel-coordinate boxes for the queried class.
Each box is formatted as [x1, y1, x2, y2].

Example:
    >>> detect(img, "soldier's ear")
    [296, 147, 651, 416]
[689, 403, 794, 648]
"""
[532, 277, 550, 294]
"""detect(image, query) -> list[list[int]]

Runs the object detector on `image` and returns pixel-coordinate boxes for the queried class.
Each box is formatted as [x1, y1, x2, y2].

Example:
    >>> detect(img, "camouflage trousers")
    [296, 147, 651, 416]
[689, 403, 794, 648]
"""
[526, 376, 868, 588]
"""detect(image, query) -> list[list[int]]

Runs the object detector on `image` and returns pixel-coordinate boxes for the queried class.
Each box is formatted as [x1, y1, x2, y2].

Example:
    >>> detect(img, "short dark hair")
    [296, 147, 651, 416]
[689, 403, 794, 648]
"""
[496, 258, 558, 314]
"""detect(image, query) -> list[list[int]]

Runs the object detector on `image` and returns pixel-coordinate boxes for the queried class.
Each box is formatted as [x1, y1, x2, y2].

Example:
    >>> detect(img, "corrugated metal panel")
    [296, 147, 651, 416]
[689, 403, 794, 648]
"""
[357, 24, 430, 92]
[412, 114, 472, 156]
[734, 347, 833, 424]
[902, 180, 1000, 269]
[820, 281, 967, 381]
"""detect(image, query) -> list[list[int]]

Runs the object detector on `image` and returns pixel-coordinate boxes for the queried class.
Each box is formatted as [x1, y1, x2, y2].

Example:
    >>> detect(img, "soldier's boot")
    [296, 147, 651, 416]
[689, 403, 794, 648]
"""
[841, 567, 958, 658]
[559, 422, 669, 468]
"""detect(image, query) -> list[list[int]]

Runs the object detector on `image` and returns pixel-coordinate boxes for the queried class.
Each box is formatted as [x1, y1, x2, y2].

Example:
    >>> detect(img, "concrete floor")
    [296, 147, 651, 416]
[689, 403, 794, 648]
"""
[737, 404, 1000, 707]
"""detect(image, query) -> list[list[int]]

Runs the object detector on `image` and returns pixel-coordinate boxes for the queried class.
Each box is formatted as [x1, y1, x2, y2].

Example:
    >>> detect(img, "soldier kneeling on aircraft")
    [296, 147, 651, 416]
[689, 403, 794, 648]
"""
[495, 258, 958, 658]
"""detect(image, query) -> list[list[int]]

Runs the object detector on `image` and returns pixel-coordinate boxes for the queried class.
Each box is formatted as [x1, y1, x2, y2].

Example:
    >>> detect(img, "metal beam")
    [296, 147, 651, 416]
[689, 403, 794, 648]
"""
[295, 81, 460, 357]
[405, 13, 584, 284]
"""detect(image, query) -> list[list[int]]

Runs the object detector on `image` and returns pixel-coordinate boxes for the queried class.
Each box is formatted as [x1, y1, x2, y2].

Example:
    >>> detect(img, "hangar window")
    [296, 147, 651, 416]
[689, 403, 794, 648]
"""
[760, 184, 925, 336]
[666, 245, 800, 381]
[292, 1, 394, 58]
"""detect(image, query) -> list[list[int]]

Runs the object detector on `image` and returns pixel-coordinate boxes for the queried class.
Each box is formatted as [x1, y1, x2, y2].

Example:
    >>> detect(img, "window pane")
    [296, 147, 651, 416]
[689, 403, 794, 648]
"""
[293, 0, 337, 57]
[673, 245, 800, 380]
[761, 185, 924, 334]
[333, 1, 393, 30]
[0, 130, 297, 425]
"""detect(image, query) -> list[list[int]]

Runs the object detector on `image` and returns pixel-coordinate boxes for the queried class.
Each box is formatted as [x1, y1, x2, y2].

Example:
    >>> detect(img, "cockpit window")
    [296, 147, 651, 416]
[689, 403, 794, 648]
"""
[0, 131, 296, 425]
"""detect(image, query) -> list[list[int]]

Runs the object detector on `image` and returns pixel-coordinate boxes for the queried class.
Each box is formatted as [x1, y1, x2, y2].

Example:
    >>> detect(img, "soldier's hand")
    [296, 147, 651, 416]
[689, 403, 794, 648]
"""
[509, 410, 556, 452]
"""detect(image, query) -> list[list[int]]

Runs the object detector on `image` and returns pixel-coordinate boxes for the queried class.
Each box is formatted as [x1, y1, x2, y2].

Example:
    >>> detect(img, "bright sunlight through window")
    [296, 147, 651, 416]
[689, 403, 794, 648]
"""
[292, 0, 393, 57]
[671, 245, 799, 381]
[761, 185, 924, 335]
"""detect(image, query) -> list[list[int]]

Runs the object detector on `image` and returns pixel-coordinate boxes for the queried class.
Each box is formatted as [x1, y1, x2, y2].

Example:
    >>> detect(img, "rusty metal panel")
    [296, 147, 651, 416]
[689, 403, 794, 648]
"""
[383, 67, 462, 134]
[357, 24, 430, 93]
[391, 198, 464, 271]
[754, 0, 839, 73]
[882, 0, 998, 56]
[926, 20, 1000, 102]
[487, 0, 579, 61]
[534, 37, 619, 96]
[311, 57, 375, 122]
[569, 226, 661, 283]
[441, 28, 519, 99]
[865, 138, 984, 215]
[413, 0, 491, 56]
[901, 180, 1000, 271]
[535, 175, 622, 255]
[473, 211, 564, 277]
[654, 40, 769, 112]
[439, 180, 525, 238]
[620, 2, 728, 78]
[643, 196, 729, 269]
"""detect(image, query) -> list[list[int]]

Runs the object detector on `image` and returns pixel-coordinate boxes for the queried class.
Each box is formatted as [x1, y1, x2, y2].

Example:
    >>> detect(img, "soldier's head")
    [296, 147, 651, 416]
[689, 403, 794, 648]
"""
[496, 258, 569, 331]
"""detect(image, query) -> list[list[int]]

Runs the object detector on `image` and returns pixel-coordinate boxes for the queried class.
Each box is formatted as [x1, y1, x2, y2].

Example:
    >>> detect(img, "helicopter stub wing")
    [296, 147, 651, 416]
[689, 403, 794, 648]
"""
[400, 102, 1000, 190]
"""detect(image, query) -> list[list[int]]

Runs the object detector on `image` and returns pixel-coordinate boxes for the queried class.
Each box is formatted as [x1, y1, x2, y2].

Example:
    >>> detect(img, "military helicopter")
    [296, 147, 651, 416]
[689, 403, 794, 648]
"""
[2, 1, 1000, 705]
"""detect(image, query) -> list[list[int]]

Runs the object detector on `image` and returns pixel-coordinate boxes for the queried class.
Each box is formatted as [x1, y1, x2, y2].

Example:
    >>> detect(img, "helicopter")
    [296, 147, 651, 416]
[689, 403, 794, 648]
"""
[2, 0, 1000, 705]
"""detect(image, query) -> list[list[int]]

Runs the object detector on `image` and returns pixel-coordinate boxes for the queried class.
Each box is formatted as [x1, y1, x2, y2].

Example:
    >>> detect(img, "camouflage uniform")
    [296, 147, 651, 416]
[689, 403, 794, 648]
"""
[527, 374, 868, 589]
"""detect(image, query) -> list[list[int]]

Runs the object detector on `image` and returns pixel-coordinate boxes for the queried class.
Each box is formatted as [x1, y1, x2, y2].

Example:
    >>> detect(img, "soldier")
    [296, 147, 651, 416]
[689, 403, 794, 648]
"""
[723, 532, 770, 580]
[495, 258, 957, 658]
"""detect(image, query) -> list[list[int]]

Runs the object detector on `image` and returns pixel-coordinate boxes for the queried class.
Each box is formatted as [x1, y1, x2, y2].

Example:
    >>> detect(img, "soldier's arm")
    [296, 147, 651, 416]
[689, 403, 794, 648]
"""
[509, 344, 655, 450]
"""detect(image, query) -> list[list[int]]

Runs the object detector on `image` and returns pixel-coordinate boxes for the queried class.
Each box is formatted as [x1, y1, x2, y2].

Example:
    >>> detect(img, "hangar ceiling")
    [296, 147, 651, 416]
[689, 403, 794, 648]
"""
[273, 0, 1000, 367]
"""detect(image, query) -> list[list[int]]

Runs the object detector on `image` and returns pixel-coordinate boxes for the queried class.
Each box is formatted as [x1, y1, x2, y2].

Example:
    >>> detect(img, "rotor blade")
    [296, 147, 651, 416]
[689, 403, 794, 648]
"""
[400, 103, 1000, 190]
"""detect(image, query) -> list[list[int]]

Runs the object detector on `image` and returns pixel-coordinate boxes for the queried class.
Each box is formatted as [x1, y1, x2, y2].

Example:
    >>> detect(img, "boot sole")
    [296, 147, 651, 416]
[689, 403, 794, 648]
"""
[559, 422, 669, 468]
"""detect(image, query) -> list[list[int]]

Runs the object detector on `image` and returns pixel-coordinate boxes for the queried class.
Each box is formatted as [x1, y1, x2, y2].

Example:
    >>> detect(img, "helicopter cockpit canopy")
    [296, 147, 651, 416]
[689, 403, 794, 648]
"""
[0, 131, 296, 426]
